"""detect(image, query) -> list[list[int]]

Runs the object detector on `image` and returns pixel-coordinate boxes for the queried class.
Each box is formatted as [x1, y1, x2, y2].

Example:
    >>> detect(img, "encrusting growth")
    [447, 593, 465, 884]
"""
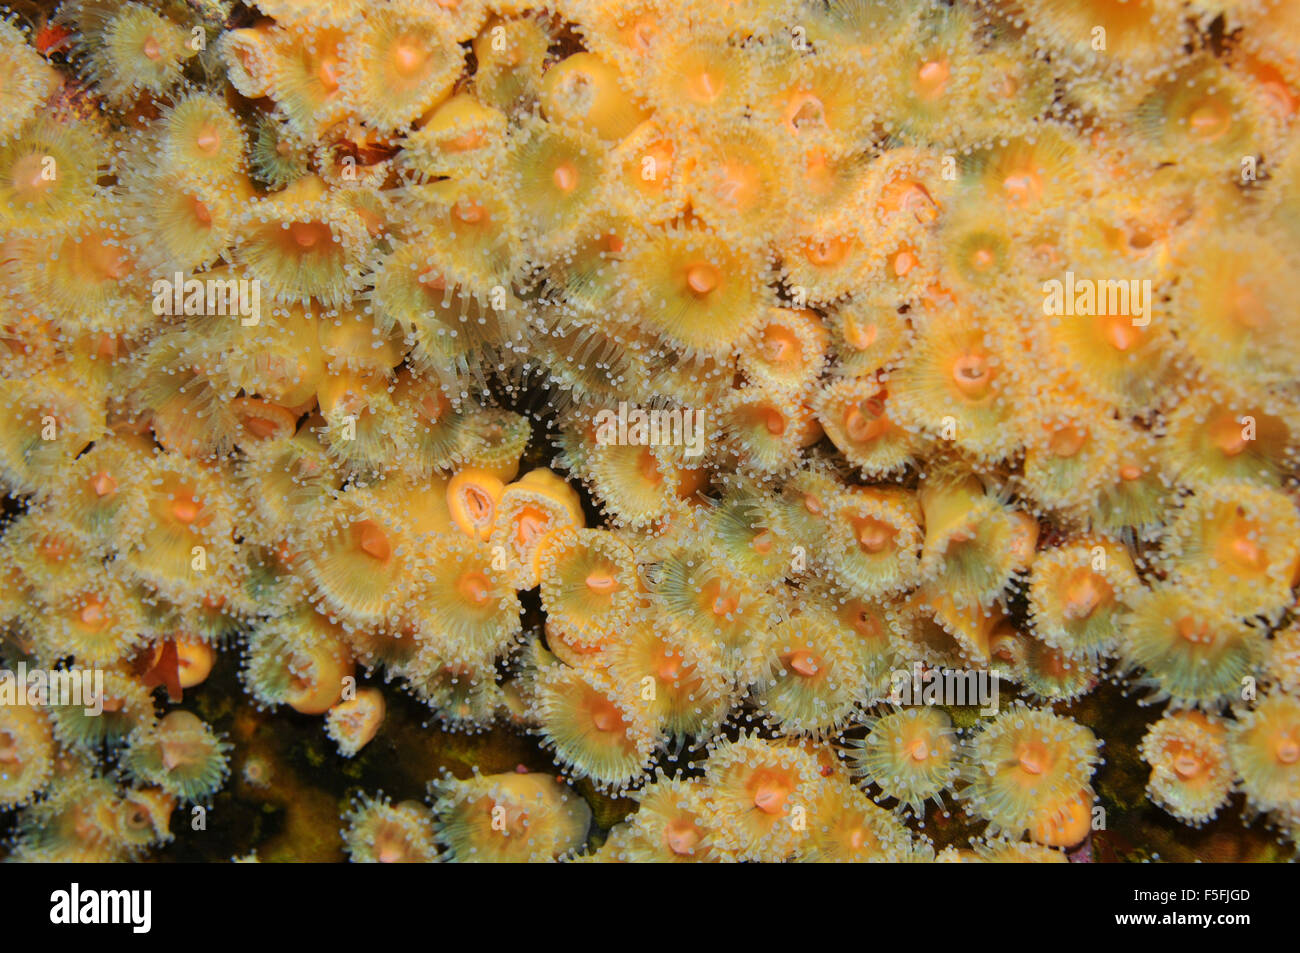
[0, 0, 1297, 865]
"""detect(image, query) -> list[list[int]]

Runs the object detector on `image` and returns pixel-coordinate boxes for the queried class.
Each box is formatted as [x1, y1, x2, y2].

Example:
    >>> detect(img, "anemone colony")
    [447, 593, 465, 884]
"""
[0, 0, 1298, 864]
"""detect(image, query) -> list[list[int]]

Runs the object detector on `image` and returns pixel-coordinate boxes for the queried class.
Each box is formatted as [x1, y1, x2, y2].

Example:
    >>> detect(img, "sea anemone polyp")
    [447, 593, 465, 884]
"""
[847, 706, 959, 819]
[1228, 691, 1300, 816]
[0, 704, 55, 809]
[4, 0, 1299, 865]
[958, 706, 1101, 841]
[1141, 711, 1232, 826]
[703, 735, 824, 862]
[531, 663, 656, 792]
[343, 795, 438, 863]
[122, 710, 231, 804]
[432, 771, 592, 862]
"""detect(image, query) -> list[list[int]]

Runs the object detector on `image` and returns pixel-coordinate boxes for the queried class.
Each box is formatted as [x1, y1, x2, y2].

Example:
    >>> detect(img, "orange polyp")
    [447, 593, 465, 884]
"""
[970, 247, 996, 272]
[456, 571, 491, 606]
[622, 17, 659, 55]
[1101, 313, 1142, 351]
[95, 334, 119, 359]
[805, 236, 849, 267]
[850, 605, 880, 641]
[1040, 646, 1072, 680]
[1187, 102, 1230, 143]
[904, 737, 930, 762]
[1229, 285, 1266, 331]
[631, 138, 675, 195]
[84, 237, 133, 281]
[91, 471, 118, 498]
[1030, 789, 1092, 848]
[1017, 742, 1049, 776]
[1002, 171, 1042, 208]
[631, 447, 664, 487]
[244, 413, 281, 439]
[762, 408, 787, 436]
[418, 268, 447, 294]
[752, 530, 774, 555]
[801, 146, 833, 187]
[355, 520, 392, 562]
[762, 325, 799, 365]
[486, 798, 528, 838]
[195, 126, 221, 155]
[803, 493, 823, 516]
[552, 161, 579, 193]
[1176, 616, 1213, 645]
[893, 248, 919, 277]
[845, 400, 888, 442]
[712, 593, 738, 617]
[993, 67, 1019, 99]
[787, 92, 826, 132]
[292, 671, 319, 705]
[916, 59, 950, 101]
[685, 263, 720, 295]
[453, 200, 486, 224]
[751, 774, 790, 815]
[1063, 570, 1110, 620]
[951, 353, 991, 399]
[290, 221, 331, 249]
[948, 525, 977, 546]
[1225, 523, 1264, 570]
[192, 199, 213, 226]
[160, 737, 190, 772]
[991, 632, 1021, 666]
[1275, 734, 1299, 765]
[855, 517, 893, 554]
[1243, 55, 1298, 118]
[787, 651, 819, 677]
[39, 535, 72, 560]
[584, 570, 620, 595]
[604, 232, 626, 254]
[664, 820, 700, 855]
[446, 128, 487, 152]
[656, 652, 683, 681]
[175, 639, 216, 689]
[1208, 414, 1249, 456]
[715, 161, 756, 208]
[763, 337, 788, 362]
[1172, 750, 1206, 781]
[392, 40, 425, 77]
[1119, 463, 1143, 481]
[1009, 512, 1039, 567]
[704, 578, 739, 618]
[417, 390, 451, 424]
[142, 37, 161, 61]
[171, 499, 200, 524]
[375, 831, 409, 864]
[688, 69, 722, 103]
[318, 58, 341, 93]
[1047, 422, 1088, 458]
[465, 487, 493, 522]
[843, 316, 879, 351]
[589, 697, 624, 733]
[78, 601, 106, 628]
[13, 154, 52, 194]
[515, 508, 548, 547]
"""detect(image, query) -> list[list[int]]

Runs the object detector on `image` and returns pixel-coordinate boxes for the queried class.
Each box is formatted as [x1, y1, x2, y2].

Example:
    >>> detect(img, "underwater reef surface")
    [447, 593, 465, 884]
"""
[1, 0, 1299, 862]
